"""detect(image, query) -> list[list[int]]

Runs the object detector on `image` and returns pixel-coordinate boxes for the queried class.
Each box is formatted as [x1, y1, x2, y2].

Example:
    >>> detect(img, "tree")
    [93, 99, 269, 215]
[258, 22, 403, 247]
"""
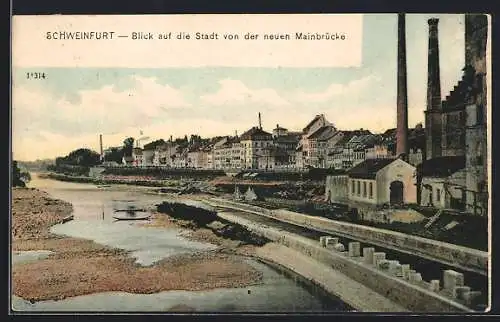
[123, 137, 135, 156]
[12, 161, 30, 187]
[21, 171, 31, 183]
[143, 139, 166, 150]
[103, 147, 124, 163]
[189, 134, 202, 145]
[54, 148, 101, 167]
[66, 148, 101, 166]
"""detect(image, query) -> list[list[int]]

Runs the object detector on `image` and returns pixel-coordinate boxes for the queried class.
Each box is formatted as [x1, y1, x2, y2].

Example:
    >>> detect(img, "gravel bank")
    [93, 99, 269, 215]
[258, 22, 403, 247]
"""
[11, 188, 263, 303]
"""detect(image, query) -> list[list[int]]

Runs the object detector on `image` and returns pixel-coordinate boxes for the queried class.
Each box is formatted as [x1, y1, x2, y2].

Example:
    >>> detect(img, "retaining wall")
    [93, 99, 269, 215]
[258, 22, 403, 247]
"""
[208, 198, 488, 276]
[216, 211, 476, 312]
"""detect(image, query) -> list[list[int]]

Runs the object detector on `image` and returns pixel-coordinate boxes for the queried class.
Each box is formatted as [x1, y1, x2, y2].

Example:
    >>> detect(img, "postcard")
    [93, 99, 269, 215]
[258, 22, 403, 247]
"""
[11, 13, 491, 313]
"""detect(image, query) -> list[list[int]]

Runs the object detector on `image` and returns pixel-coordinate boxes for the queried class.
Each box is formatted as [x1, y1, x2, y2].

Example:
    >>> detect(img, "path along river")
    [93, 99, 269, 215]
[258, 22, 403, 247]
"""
[12, 175, 352, 312]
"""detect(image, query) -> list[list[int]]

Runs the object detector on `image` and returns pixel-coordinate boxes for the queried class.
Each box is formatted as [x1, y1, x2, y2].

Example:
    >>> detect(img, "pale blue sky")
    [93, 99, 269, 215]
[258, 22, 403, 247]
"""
[12, 14, 467, 161]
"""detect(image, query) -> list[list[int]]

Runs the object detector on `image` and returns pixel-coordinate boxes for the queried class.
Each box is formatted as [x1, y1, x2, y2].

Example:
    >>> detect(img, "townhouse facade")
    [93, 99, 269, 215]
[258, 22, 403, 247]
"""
[240, 126, 274, 169]
[297, 114, 334, 168]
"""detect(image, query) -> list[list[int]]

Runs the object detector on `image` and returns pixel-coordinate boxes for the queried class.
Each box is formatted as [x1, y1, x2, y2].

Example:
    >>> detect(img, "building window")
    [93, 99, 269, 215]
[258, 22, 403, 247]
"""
[459, 111, 466, 126]
[351, 180, 355, 194]
[363, 182, 367, 197]
[357, 181, 361, 196]
[477, 105, 485, 125]
[369, 182, 373, 199]
[436, 188, 441, 202]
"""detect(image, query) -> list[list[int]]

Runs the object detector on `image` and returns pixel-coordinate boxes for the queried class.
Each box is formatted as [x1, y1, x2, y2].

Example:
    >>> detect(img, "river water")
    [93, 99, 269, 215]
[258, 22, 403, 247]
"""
[12, 176, 351, 312]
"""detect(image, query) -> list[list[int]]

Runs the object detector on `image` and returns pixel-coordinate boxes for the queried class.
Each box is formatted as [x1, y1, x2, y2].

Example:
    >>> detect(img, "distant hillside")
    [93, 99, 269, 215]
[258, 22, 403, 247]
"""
[17, 159, 55, 171]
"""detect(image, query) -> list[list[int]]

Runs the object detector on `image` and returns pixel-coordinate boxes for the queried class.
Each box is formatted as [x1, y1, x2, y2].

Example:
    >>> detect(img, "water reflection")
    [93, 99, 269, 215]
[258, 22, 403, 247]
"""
[13, 175, 350, 312]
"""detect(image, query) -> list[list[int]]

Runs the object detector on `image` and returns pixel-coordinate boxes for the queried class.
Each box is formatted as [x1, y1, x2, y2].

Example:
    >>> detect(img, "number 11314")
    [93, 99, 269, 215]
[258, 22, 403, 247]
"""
[26, 72, 47, 80]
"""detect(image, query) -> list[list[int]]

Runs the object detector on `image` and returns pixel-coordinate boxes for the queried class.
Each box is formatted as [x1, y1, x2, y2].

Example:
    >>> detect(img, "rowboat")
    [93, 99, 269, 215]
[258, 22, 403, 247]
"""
[112, 212, 151, 221]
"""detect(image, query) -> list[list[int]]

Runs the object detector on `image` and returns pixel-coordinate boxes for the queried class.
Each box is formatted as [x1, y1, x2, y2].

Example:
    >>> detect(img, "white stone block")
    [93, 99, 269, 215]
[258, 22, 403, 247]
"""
[387, 260, 399, 272]
[348, 242, 361, 257]
[363, 247, 375, 265]
[410, 272, 423, 283]
[407, 269, 416, 281]
[325, 237, 339, 246]
[394, 264, 404, 277]
[443, 270, 464, 291]
[372, 252, 386, 266]
[378, 259, 390, 270]
[333, 243, 345, 252]
[462, 291, 481, 306]
[453, 286, 471, 300]
[401, 264, 411, 280]
[429, 280, 440, 292]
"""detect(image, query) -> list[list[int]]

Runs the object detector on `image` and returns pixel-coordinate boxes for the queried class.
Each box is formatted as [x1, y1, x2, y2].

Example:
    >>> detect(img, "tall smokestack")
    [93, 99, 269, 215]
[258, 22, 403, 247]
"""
[258, 112, 262, 129]
[396, 13, 409, 160]
[427, 18, 442, 112]
[425, 18, 443, 159]
[99, 134, 103, 160]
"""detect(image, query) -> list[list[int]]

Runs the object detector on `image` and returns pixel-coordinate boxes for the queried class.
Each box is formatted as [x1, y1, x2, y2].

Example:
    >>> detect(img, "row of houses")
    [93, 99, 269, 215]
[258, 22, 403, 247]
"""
[119, 124, 301, 170]
[115, 114, 425, 171]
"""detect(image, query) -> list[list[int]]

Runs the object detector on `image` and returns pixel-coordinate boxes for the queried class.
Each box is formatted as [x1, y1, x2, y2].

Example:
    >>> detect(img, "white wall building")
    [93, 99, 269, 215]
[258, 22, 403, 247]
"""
[325, 173, 349, 204]
[347, 158, 417, 207]
[132, 148, 144, 167]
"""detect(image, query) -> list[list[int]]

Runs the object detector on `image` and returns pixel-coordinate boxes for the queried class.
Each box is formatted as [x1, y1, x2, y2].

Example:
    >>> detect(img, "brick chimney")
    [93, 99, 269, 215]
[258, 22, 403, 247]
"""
[396, 13, 409, 160]
[427, 18, 442, 111]
[425, 18, 443, 159]
[99, 134, 103, 161]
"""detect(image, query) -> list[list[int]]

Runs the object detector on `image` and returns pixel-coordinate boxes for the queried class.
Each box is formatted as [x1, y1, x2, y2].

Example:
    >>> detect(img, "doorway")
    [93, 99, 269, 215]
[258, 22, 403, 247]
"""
[390, 181, 404, 205]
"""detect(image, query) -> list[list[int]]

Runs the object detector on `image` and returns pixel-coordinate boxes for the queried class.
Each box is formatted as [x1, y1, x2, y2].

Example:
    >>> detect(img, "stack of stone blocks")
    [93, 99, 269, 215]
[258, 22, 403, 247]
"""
[319, 235, 482, 308]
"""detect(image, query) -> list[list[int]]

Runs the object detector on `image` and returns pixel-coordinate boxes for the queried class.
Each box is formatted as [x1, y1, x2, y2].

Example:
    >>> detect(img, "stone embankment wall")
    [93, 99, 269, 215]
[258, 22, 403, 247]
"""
[215, 210, 479, 312]
[44, 173, 168, 187]
[208, 198, 488, 276]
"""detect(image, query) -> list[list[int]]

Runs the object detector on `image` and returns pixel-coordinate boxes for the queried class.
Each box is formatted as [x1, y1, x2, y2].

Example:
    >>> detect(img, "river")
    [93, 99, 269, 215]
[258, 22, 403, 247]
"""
[12, 175, 352, 312]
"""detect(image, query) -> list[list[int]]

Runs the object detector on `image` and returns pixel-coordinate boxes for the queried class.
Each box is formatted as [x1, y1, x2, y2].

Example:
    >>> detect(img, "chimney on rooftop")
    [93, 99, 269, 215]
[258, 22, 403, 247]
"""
[258, 112, 262, 130]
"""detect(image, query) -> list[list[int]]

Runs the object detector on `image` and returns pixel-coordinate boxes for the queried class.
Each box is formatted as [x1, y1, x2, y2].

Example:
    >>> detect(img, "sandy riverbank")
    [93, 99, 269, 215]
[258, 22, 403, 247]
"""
[11, 188, 263, 303]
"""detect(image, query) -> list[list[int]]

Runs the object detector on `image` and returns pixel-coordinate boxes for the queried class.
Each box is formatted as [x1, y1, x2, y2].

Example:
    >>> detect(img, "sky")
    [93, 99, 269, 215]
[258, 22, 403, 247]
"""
[12, 14, 467, 161]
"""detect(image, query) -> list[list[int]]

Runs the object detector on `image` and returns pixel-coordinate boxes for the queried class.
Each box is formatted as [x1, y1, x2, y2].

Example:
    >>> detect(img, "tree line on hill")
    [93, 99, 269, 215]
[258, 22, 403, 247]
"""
[45, 134, 209, 175]
[46, 137, 136, 172]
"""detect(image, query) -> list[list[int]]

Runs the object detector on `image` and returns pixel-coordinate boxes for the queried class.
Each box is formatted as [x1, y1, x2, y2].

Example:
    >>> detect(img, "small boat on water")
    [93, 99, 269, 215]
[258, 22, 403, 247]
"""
[113, 204, 146, 212]
[112, 211, 151, 221]
[114, 208, 147, 212]
[97, 185, 112, 188]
